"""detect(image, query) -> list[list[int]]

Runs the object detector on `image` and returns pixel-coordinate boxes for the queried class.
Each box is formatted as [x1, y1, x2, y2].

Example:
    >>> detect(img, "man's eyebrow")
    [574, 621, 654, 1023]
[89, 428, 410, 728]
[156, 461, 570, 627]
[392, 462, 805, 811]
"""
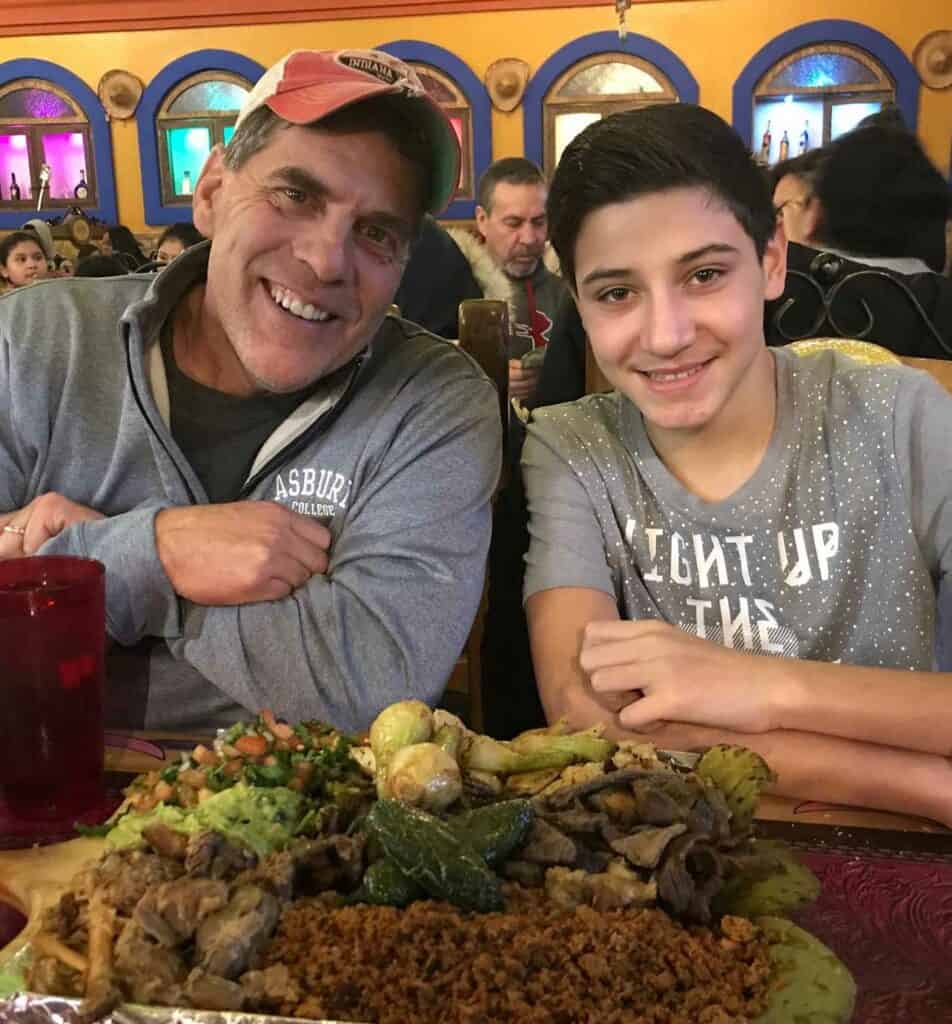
[267, 165, 329, 197]
[266, 165, 413, 242]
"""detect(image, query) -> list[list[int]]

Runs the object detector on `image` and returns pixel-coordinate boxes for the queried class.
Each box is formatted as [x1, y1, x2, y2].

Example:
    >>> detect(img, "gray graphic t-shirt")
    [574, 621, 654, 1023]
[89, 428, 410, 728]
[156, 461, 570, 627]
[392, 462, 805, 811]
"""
[523, 348, 952, 670]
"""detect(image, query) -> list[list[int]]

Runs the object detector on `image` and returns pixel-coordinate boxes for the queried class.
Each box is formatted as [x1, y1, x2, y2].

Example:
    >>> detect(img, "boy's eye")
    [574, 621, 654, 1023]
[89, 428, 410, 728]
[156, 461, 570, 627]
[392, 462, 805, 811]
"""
[691, 267, 722, 285]
[598, 286, 631, 303]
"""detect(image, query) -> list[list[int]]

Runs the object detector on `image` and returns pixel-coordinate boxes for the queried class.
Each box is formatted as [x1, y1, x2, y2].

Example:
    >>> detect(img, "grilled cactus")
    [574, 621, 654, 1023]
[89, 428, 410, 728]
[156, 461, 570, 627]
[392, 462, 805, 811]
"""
[695, 745, 776, 833]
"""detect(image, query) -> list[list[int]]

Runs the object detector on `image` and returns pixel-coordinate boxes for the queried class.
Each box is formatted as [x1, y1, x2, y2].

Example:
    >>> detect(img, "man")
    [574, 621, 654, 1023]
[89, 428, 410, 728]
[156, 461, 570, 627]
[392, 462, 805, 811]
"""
[0, 49, 501, 733]
[449, 158, 567, 403]
[523, 104, 952, 826]
[770, 151, 824, 250]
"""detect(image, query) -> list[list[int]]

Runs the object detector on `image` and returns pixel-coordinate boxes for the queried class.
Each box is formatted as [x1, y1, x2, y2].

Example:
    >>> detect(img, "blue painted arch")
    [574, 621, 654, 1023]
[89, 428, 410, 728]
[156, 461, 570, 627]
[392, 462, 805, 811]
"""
[523, 32, 699, 169]
[0, 58, 118, 231]
[732, 20, 919, 149]
[377, 40, 490, 220]
[138, 50, 265, 226]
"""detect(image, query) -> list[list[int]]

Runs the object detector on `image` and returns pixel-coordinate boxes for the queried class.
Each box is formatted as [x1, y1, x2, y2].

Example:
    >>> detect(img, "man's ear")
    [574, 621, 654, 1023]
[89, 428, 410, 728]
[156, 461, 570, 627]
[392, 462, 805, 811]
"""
[191, 145, 226, 239]
[474, 204, 489, 240]
[763, 221, 788, 301]
[800, 195, 823, 247]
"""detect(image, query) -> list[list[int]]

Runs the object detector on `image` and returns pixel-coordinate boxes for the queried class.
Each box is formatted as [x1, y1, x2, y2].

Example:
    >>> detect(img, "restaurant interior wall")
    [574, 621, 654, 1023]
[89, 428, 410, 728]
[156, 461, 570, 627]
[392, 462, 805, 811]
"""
[0, 0, 947, 234]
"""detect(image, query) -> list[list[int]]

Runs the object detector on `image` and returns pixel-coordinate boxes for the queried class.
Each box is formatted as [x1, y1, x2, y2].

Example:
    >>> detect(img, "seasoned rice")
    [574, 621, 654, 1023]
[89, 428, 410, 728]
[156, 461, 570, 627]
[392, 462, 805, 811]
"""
[262, 884, 773, 1023]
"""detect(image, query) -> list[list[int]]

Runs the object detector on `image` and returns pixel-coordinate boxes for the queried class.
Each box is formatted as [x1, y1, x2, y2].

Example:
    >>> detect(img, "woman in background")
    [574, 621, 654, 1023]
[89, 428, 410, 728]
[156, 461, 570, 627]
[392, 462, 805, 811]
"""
[154, 222, 204, 265]
[101, 224, 148, 271]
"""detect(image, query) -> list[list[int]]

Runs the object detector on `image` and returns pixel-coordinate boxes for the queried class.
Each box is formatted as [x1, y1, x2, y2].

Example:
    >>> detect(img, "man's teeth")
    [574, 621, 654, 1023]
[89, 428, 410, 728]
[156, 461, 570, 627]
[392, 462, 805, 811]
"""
[649, 365, 703, 382]
[269, 285, 333, 322]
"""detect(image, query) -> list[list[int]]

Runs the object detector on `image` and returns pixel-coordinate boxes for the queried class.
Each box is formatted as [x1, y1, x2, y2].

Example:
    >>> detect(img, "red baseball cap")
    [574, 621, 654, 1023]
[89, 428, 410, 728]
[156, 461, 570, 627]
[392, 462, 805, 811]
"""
[235, 49, 461, 215]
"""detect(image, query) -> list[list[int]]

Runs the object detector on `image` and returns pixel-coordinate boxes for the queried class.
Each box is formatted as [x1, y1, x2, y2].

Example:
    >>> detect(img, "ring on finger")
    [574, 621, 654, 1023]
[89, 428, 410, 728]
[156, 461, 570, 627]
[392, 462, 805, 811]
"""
[2, 525, 26, 536]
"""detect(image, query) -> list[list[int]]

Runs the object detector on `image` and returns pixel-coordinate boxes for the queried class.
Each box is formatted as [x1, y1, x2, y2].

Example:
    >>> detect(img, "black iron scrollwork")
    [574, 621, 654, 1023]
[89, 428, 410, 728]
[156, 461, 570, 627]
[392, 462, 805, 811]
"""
[771, 251, 952, 358]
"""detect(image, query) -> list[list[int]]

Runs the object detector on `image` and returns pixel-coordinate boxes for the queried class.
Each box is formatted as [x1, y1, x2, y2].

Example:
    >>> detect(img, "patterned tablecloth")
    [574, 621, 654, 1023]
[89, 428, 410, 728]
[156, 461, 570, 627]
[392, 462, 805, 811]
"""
[1, 733, 950, 1022]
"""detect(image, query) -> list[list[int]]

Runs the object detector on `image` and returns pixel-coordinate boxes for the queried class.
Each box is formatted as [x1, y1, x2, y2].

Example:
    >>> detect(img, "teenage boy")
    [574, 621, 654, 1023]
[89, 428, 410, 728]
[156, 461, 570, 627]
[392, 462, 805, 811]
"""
[522, 104, 952, 825]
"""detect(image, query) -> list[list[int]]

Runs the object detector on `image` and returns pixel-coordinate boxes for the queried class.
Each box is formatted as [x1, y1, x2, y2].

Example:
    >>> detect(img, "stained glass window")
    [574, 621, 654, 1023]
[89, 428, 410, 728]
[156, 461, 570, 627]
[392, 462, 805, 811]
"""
[766, 53, 880, 91]
[0, 79, 94, 208]
[558, 62, 665, 97]
[157, 71, 251, 205]
[752, 44, 894, 160]
[410, 63, 472, 198]
[0, 87, 77, 119]
[543, 55, 677, 176]
[167, 80, 248, 115]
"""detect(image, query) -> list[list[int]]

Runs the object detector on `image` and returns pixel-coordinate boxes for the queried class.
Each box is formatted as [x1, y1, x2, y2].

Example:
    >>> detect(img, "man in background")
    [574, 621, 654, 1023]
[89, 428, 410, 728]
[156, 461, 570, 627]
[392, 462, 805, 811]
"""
[450, 158, 566, 404]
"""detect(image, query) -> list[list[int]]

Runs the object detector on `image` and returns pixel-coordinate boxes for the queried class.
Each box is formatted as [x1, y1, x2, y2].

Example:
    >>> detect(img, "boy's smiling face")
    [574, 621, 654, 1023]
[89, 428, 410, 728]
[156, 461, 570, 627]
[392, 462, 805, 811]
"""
[573, 186, 786, 442]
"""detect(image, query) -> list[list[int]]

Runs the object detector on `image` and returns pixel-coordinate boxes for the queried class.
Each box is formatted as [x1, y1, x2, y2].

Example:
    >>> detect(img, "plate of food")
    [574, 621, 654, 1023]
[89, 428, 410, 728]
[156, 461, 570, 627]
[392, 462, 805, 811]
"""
[0, 702, 855, 1023]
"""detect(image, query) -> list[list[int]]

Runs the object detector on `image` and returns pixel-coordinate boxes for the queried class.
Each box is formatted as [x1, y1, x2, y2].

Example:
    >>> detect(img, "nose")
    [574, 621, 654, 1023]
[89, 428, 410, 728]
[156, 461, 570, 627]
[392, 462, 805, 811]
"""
[641, 288, 695, 358]
[293, 213, 352, 285]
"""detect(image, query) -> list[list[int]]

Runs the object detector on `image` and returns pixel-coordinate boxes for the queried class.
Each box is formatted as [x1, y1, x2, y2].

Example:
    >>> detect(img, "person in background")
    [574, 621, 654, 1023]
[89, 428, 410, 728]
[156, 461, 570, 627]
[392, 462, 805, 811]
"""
[394, 215, 481, 338]
[21, 218, 56, 274]
[448, 158, 567, 404]
[522, 102, 952, 827]
[73, 253, 129, 278]
[102, 224, 148, 271]
[0, 231, 47, 292]
[0, 48, 500, 734]
[772, 124, 950, 275]
[155, 222, 205, 265]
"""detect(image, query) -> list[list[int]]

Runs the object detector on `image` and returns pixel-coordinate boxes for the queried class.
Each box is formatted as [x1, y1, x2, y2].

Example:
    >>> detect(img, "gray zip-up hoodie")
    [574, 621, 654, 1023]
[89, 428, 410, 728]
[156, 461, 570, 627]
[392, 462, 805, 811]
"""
[0, 244, 501, 732]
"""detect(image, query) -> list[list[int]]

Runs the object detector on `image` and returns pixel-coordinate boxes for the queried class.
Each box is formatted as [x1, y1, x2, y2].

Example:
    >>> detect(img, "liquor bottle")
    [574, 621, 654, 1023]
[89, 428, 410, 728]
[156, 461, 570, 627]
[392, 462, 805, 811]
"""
[73, 169, 88, 200]
[180, 170, 192, 196]
[9, 172, 20, 202]
[798, 121, 810, 154]
[759, 120, 772, 164]
[778, 130, 790, 162]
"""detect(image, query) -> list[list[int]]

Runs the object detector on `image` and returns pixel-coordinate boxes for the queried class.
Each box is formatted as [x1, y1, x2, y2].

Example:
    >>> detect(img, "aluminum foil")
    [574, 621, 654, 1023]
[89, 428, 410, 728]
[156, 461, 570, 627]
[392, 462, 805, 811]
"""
[0, 993, 355, 1024]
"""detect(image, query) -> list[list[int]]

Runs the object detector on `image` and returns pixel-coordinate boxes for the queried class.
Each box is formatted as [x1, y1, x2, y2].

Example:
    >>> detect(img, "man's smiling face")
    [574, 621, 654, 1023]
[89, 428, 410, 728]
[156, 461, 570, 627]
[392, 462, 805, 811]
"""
[191, 124, 422, 396]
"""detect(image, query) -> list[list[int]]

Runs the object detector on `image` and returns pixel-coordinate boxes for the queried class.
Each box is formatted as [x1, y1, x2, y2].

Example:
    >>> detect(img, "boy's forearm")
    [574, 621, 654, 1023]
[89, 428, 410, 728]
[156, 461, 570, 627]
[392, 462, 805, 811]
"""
[767, 657, 952, 756]
[557, 683, 952, 828]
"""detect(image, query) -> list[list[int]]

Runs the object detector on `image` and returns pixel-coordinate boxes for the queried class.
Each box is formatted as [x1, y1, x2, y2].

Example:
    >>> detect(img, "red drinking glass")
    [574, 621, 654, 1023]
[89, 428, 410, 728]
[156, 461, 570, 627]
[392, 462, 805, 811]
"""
[0, 556, 105, 823]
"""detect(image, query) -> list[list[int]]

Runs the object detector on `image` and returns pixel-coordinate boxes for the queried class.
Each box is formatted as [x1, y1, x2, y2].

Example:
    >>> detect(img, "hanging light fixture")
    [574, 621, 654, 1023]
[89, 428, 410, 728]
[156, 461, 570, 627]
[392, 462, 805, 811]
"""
[615, 0, 632, 41]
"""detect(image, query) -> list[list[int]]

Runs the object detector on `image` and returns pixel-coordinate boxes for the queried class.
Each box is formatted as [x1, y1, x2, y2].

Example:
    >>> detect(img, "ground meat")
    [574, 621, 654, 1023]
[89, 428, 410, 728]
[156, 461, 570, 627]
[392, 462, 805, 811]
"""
[261, 885, 773, 1024]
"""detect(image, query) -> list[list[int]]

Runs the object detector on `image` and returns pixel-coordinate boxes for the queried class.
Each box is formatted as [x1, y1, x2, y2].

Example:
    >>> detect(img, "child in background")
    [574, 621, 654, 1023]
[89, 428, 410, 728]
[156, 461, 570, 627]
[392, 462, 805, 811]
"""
[0, 231, 47, 292]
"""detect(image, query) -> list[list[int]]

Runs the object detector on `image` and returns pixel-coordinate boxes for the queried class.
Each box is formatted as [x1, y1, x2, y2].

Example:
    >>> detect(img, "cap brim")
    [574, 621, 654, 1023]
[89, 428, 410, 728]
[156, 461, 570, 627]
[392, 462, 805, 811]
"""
[266, 84, 460, 216]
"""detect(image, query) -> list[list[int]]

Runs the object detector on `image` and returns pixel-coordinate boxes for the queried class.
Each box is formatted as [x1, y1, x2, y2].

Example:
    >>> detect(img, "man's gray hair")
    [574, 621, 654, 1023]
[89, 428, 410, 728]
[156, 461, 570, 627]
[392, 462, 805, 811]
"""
[222, 106, 288, 171]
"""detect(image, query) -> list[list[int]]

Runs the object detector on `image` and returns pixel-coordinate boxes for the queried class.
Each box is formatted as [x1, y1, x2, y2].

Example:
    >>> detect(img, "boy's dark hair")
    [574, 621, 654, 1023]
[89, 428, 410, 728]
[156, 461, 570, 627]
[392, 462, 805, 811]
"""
[477, 157, 545, 212]
[157, 221, 204, 250]
[74, 253, 130, 278]
[547, 104, 776, 288]
[769, 147, 827, 194]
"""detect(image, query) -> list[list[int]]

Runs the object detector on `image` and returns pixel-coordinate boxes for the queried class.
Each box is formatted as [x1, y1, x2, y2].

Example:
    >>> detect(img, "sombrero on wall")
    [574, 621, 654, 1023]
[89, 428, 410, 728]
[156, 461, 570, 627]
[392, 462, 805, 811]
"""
[98, 69, 144, 120]
[913, 30, 952, 91]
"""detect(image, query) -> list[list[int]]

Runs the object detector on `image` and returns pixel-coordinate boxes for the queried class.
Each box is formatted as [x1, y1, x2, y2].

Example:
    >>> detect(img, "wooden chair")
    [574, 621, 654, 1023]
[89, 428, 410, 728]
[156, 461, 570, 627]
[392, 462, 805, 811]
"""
[443, 299, 511, 731]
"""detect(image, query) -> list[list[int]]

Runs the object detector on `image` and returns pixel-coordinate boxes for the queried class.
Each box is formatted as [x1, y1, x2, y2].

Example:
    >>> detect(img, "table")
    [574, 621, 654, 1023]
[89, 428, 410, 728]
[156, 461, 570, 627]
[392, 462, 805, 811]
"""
[2, 731, 951, 1023]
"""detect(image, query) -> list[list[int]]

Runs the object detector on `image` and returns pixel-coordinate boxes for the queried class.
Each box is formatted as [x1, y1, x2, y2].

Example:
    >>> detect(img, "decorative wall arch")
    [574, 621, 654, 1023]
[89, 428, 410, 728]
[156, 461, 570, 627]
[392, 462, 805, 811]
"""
[138, 50, 264, 226]
[376, 40, 490, 220]
[0, 58, 117, 231]
[523, 32, 699, 169]
[732, 20, 919, 147]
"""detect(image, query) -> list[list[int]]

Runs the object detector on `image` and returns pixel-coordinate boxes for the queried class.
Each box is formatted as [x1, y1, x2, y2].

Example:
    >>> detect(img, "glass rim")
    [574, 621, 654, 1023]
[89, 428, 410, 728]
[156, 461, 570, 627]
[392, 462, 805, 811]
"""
[0, 555, 104, 607]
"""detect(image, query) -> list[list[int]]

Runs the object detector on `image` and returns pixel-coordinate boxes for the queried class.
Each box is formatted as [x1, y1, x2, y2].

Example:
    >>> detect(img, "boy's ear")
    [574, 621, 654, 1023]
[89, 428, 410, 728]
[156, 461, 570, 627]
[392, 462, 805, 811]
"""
[191, 145, 226, 240]
[763, 221, 788, 301]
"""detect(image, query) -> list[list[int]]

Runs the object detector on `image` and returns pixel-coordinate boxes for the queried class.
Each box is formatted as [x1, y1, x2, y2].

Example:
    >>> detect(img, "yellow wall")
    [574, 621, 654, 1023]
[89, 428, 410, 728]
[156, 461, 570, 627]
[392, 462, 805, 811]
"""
[1, 0, 948, 232]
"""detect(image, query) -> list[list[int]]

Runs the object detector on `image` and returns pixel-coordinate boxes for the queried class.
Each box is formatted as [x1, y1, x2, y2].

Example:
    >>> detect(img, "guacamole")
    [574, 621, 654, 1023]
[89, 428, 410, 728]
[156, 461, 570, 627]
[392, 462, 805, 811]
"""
[107, 783, 306, 858]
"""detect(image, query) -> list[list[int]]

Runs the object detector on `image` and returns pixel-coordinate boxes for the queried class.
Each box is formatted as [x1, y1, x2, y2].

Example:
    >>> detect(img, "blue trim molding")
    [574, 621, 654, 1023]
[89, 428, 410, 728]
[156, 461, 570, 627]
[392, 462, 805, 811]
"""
[138, 50, 264, 226]
[0, 58, 118, 230]
[377, 40, 490, 220]
[523, 32, 699, 168]
[732, 20, 919, 147]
